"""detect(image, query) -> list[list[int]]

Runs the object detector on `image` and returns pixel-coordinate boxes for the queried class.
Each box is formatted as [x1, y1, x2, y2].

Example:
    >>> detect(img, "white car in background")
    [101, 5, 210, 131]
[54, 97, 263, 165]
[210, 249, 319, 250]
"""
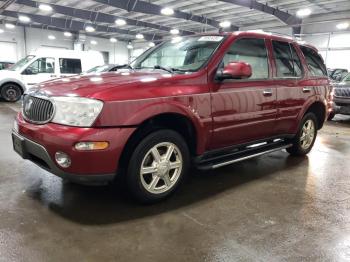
[0, 49, 104, 102]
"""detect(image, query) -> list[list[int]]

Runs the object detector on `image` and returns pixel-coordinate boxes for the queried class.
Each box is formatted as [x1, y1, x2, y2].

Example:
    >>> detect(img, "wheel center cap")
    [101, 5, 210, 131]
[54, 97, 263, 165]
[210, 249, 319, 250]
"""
[157, 161, 170, 176]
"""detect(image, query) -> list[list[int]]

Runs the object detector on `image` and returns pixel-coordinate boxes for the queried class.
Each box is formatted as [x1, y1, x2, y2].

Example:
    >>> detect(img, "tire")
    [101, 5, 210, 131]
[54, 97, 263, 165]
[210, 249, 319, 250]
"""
[1, 83, 22, 102]
[287, 112, 318, 156]
[327, 112, 335, 121]
[126, 129, 190, 204]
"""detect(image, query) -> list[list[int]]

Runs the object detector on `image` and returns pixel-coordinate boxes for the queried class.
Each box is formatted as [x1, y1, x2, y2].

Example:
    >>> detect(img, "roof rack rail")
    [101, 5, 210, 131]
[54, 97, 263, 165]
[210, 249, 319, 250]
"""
[247, 29, 296, 40]
[265, 30, 296, 39]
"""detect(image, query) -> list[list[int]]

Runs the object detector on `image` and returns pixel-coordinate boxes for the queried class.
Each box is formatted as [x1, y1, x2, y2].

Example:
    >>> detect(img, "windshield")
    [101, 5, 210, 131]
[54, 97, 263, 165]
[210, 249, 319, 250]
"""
[9, 55, 35, 71]
[131, 35, 225, 72]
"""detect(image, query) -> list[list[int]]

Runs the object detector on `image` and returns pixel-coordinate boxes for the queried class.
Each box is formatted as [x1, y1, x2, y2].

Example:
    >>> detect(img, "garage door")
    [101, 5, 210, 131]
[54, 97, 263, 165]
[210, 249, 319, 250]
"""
[0, 41, 17, 62]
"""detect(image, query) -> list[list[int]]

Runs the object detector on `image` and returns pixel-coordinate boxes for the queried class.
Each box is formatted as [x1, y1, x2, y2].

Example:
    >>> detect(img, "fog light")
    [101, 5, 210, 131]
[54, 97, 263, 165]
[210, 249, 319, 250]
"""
[55, 151, 71, 168]
[74, 141, 109, 151]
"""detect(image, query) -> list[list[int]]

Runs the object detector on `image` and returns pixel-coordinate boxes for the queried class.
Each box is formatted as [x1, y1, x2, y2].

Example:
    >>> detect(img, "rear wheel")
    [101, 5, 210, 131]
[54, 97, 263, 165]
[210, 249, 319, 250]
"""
[126, 129, 190, 203]
[1, 83, 22, 102]
[287, 113, 318, 156]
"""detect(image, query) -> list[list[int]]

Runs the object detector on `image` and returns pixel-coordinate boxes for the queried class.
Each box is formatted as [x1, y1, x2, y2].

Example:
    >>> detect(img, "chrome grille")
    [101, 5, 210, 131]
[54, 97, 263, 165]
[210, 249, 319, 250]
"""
[23, 95, 54, 124]
[334, 87, 350, 98]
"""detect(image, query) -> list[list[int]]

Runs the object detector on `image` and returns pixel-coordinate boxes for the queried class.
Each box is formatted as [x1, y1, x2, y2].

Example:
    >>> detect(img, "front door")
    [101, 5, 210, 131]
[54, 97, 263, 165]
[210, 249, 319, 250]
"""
[210, 37, 277, 149]
[21, 57, 56, 88]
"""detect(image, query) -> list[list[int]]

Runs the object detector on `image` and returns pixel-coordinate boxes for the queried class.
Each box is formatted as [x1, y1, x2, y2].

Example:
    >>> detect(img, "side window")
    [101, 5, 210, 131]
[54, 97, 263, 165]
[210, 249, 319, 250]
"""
[59, 58, 82, 74]
[26, 57, 55, 74]
[300, 46, 327, 77]
[272, 41, 301, 78]
[290, 45, 302, 77]
[223, 38, 269, 79]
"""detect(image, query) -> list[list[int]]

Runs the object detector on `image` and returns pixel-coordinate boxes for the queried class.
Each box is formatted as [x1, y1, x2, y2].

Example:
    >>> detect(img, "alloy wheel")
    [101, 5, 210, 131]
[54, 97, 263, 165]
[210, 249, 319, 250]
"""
[140, 142, 183, 194]
[300, 119, 315, 150]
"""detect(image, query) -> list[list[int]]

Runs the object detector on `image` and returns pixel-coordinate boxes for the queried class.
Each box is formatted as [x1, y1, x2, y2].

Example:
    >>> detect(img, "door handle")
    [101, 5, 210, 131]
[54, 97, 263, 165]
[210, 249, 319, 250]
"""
[303, 87, 312, 93]
[50, 75, 57, 78]
[263, 89, 273, 96]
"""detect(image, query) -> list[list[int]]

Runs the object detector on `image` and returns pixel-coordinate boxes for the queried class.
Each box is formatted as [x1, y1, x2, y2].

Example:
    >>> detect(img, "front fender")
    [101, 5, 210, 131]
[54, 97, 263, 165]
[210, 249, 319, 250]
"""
[96, 95, 212, 154]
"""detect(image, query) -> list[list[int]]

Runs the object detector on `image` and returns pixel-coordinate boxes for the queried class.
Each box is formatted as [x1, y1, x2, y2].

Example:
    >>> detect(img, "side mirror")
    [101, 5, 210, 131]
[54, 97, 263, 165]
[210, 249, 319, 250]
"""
[216, 61, 252, 80]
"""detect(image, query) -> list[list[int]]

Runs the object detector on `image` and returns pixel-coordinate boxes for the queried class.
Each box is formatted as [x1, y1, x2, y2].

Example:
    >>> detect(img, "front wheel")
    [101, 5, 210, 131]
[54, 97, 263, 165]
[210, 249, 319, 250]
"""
[287, 113, 318, 156]
[126, 129, 190, 203]
[1, 83, 22, 102]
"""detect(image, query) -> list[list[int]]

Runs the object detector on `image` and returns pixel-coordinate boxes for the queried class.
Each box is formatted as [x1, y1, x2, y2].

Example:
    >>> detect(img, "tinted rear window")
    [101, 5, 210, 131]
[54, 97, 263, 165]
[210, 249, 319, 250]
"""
[300, 46, 327, 77]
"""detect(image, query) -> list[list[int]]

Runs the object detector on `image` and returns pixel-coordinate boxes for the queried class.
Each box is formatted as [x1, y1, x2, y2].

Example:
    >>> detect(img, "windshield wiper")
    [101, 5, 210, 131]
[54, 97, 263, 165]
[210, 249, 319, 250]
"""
[133, 65, 187, 74]
[171, 68, 190, 73]
[116, 64, 133, 70]
[153, 65, 173, 74]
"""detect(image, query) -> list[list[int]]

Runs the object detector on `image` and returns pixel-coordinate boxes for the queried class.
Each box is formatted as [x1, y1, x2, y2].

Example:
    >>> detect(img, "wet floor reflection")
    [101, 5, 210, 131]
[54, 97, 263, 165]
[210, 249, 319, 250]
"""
[21, 154, 308, 225]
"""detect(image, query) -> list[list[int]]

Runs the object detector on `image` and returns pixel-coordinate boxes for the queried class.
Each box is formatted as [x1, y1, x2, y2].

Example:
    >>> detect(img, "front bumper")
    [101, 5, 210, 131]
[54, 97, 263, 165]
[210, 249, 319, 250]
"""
[13, 113, 136, 184]
[12, 131, 115, 184]
[333, 96, 350, 115]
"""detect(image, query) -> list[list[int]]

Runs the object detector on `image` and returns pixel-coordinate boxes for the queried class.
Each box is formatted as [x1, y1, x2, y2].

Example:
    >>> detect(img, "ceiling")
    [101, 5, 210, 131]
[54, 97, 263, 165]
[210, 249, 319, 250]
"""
[1, 0, 349, 42]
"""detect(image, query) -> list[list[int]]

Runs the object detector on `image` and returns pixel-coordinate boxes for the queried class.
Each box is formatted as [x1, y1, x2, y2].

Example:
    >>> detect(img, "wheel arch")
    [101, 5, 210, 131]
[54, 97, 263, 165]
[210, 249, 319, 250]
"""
[303, 100, 327, 130]
[118, 112, 199, 171]
[0, 80, 25, 95]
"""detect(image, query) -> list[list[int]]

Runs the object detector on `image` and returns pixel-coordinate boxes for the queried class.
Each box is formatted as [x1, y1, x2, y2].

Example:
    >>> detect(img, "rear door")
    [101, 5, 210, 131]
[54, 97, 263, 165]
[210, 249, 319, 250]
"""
[210, 37, 277, 149]
[271, 40, 306, 135]
[272, 42, 328, 135]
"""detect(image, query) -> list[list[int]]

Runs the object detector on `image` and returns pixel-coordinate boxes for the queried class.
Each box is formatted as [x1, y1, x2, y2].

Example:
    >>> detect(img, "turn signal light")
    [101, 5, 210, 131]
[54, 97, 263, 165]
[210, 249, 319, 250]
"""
[74, 141, 109, 151]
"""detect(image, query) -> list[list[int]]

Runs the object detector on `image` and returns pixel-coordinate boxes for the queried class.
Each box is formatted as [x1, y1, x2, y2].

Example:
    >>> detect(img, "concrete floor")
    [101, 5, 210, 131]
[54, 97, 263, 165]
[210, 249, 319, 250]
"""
[1, 102, 350, 262]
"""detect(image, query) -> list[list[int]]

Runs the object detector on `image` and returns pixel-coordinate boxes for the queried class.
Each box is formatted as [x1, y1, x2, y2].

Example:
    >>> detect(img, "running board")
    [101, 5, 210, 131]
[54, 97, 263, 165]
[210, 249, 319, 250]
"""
[195, 143, 292, 170]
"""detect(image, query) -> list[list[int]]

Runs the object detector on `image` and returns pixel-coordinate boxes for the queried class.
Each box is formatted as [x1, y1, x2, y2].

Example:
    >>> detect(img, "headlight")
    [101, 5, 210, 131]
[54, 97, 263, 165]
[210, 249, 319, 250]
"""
[51, 97, 103, 127]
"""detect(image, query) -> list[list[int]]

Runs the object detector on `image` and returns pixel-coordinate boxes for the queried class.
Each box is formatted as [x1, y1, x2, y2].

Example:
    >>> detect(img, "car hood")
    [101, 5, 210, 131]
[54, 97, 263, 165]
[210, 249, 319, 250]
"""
[31, 70, 201, 101]
[0, 69, 20, 79]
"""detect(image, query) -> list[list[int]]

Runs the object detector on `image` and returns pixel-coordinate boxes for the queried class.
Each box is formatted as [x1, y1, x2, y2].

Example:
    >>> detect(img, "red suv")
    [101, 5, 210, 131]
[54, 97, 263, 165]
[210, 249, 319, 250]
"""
[12, 32, 332, 203]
